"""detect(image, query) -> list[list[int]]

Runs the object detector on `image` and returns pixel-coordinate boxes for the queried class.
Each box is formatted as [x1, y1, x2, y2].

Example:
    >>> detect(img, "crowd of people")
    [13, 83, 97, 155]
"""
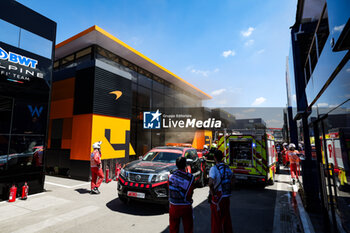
[90, 140, 305, 232]
[90, 141, 234, 233]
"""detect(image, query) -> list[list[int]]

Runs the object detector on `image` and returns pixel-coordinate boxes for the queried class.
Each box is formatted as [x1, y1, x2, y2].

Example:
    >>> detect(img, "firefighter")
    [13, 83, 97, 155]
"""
[287, 143, 300, 185]
[209, 150, 234, 233]
[90, 141, 104, 194]
[169, 156, 195, 233]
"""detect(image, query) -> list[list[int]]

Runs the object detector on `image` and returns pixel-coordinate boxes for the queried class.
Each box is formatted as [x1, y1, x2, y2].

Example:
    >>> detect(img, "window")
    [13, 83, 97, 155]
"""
[137, 86, 151, 109]
[138, 73, 152, 88]
[0, 19, 53, 59]
[303, 4, 329, 83]
[76, 47, 92, 59]
[19, 28, 53, 58]
[0, 19, 20, 47]
[142, 151, 180, 163]
[53, 61, 59, 69]
[61, 54, 74, 66]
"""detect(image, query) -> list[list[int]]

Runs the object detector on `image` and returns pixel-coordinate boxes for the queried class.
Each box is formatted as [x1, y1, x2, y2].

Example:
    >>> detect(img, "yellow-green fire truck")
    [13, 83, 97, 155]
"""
[217, 129, 277, 185]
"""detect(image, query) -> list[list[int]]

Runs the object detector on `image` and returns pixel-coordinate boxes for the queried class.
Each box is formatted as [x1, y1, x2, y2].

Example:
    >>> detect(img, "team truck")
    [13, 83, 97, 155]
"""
[217, 129, 277, 185]
[322, 128, 350, 190]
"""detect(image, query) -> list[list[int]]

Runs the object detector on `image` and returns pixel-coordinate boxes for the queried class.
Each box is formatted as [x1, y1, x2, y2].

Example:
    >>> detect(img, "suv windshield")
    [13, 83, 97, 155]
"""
[142, 151, 181, 163]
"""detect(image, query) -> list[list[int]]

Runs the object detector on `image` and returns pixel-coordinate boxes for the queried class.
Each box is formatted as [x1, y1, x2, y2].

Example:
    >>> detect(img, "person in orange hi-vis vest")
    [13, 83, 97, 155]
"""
[90, 141, 104, 194]
[286, 143, 300, 185]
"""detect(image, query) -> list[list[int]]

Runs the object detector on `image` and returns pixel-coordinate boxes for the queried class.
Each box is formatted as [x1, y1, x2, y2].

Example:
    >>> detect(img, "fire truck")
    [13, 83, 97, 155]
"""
[217, 129, 277, 185]
[323, 128, 350, 190]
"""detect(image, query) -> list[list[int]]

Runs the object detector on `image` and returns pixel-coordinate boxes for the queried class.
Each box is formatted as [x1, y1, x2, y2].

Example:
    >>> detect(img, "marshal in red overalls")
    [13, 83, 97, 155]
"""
[287, 145, 300, 182]
[169, 167, 195, 233]
[90, 141, 104, 194]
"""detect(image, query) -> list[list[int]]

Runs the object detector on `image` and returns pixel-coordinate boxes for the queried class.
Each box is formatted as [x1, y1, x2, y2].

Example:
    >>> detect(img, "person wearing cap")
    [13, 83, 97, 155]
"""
[209, 150, 234, 233]
[169, 156, 195, 233]
[286, 143, 300, 184]
[90, 141, 104, 194]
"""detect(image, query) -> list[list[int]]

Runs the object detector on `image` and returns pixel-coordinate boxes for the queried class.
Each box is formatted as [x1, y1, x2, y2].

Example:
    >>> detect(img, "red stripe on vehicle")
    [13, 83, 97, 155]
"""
[233, 169, 250, 174]
[152, 181, 168, 188]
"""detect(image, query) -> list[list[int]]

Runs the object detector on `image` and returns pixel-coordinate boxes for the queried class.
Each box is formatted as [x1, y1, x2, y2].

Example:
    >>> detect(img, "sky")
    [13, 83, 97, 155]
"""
[18, 0, 297, 109]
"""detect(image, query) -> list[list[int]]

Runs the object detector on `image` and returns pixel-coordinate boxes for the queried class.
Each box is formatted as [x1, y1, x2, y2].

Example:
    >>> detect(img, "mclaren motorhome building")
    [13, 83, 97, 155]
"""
[47, 26, 212, 180]
[0, 1, 56, 200]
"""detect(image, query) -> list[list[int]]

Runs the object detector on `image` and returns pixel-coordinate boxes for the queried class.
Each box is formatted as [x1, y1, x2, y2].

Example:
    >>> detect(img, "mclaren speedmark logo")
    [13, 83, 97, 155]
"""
[109, 91, 123, 100]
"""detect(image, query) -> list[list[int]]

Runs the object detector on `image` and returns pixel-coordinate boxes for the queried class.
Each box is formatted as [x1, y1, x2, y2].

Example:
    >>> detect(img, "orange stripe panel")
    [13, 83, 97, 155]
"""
[50, 98, 74, 119]
[51, 77, 75, 101]
[47, 120, 52, 149]
[61, 139, 71, 149]
[70, 114, 93, 161]
[62, 118, 73, 139]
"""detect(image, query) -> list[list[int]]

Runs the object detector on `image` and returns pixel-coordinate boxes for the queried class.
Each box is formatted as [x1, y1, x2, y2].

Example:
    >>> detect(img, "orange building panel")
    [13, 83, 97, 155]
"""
[47, 120, 52, 149]
[51, 77, 75, 101]
[61, 139, 71, 149]
[50, 98, 74, 119]
[70, 114, 93, 161]
[61, 118, 73, 149]
[62, 118, 73, 139]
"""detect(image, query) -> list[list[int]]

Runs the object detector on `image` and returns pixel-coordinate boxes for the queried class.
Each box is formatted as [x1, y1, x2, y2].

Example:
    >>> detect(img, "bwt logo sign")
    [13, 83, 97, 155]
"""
[0, 47, 38, 69]
[143, 110, 161, 129]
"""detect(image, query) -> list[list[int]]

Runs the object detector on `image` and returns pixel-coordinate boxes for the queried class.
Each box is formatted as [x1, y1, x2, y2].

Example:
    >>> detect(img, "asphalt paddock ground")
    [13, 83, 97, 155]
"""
[0, 174, 300, 233]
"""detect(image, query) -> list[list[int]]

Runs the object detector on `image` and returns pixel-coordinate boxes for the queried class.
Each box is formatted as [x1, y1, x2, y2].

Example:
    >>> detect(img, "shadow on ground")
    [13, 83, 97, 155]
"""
[106, 198, 167, 216]
[161, 183, 283, 233]
[160, 199, 210, 233]
[75, 188, 91, 194]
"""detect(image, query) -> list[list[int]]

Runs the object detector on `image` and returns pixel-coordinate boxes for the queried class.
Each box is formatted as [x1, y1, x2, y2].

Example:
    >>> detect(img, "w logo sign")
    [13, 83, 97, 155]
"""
[27, 105, 43, 117]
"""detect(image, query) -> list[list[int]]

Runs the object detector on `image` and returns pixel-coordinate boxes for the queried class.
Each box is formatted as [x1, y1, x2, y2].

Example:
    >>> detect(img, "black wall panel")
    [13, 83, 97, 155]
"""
[50, 119, 63, 149]
[73, 67, 95, 115]
[93, 67, 132, 119]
